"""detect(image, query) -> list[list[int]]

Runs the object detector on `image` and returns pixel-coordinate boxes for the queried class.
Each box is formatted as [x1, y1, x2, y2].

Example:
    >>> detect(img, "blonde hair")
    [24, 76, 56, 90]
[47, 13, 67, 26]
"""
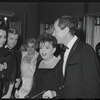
[24, 38, 38, 50]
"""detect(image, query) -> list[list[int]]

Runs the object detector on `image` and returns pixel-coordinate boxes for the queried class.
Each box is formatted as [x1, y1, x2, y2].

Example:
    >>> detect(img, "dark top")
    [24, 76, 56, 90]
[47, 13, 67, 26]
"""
[28, 55, 63, 98]
[0, 47, 17, 96]
[12, 48, 22, 79]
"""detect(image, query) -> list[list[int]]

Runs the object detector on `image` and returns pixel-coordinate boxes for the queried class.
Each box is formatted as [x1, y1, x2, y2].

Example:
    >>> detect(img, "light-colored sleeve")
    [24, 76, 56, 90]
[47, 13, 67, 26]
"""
[30, 51, 39, 73]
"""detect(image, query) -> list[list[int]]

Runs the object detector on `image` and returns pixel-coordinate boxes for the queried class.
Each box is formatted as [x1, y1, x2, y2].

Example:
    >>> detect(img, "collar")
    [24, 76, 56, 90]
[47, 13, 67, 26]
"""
[67, 35, 78, 50]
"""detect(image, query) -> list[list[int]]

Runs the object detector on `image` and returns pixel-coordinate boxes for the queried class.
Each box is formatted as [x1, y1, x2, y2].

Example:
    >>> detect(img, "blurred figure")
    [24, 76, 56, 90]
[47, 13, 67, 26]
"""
[95, 42, 100, 64]
[15, 38, 39, 98]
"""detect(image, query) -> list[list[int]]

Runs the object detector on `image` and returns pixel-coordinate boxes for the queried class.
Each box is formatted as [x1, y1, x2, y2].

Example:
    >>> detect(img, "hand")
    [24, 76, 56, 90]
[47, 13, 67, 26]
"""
[0, 64, 3, 71]
[42, 90, 56, 99]
[0, 62, 7, 71]
[15, 78, 21, 88]
[15, 90, 19, 98]
[24, 95, 29, 99]
[3, 62, 7, 70]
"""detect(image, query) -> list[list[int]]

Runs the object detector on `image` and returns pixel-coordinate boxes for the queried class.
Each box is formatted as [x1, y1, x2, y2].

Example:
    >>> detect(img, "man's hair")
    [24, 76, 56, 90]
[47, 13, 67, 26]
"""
[56, 15, 78, 35]
[0, 27, 7, 33]
[7, 28, 18, 35]
[38, 33, 57, 48]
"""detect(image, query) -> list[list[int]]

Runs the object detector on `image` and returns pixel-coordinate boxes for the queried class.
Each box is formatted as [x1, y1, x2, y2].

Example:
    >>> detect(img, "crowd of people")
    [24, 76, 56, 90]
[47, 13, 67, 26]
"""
[0, 15, 100, 99]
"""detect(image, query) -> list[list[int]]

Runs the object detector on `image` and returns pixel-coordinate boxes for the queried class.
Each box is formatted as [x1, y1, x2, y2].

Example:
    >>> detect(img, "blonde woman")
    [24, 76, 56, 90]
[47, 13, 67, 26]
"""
[15, 38, 39, 98]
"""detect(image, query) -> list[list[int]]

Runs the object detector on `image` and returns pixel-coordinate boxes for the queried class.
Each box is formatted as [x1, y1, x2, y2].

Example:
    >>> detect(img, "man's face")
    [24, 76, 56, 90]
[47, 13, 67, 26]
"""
[7, 33, 18, 49]
[52, 20, 67, 44]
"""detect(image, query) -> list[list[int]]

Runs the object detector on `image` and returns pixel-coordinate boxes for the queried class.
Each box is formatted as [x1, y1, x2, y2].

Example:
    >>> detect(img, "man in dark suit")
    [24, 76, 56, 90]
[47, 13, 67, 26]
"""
[42, 15, 100, 99]
[5, 28, 22, 97]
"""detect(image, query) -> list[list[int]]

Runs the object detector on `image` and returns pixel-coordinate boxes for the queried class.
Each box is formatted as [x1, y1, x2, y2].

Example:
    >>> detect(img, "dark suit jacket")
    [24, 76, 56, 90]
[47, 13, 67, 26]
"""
[13, 49, 22, 79]
[58, 39, 100, 98]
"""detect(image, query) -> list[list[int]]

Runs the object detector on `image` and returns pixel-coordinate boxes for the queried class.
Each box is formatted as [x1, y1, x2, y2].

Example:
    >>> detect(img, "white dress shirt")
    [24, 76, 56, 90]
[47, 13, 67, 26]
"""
[63, 35, 78, 76]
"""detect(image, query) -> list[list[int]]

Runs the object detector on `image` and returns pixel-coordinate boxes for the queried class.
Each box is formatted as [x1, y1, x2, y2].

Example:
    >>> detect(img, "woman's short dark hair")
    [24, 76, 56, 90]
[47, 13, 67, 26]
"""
[38, 33, 57, 48]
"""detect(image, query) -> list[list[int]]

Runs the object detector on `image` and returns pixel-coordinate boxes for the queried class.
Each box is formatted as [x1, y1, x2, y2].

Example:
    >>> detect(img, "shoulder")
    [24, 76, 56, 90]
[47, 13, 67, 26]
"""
[79, 42, 98, 61]
[81, 42, 95, 54]
[75, 40, 95, 53]
[0, 47, 10, 56]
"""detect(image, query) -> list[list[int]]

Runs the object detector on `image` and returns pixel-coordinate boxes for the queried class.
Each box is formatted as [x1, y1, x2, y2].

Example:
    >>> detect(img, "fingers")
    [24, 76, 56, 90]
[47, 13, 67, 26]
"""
[0, 64, 3, 71]
[0, 63, 7, 71]
[3, 62, 7, 69]
[42, 90, 53, 99]
[15, 90, 19, 98]
[15, 79, 20, 88]
[0, 62, 7, 71]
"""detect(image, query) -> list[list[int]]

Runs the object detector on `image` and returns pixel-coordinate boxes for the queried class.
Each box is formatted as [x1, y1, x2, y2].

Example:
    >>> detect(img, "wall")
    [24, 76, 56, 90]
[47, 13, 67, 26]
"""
[39, 2, 85, 23]
[0, 2, 39, 41]
[0, 2, 100, 40]
[88, 2, 100, 15]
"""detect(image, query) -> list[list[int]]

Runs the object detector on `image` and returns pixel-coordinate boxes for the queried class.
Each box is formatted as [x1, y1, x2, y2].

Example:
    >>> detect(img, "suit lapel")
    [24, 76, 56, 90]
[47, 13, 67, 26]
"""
[64, 39, 81, 80]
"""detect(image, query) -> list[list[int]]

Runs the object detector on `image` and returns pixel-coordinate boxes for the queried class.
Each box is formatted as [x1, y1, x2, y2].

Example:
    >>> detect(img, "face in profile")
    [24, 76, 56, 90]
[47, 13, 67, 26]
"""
[7, 33, 18, 48]
[27, 42, 36, 55]
[39, 41, 56, 61]
[52, 20, 68, 44]
[0, 29, 6, 48]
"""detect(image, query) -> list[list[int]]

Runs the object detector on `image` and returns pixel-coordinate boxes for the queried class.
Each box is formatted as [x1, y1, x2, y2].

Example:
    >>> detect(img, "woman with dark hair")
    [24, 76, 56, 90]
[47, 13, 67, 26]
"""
[26, 33, 62, 99]
[0, 28, 16, 98]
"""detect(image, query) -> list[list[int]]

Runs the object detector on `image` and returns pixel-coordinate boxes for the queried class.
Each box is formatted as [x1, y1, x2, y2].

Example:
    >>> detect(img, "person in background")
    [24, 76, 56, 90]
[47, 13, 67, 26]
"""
[15, 38, 39, 98]
[0, 28, 16, 98]
[26, 33, 62, 99]
[95, 42, 100, 65]
[4, 28, 22, 98]
[43, 15, 100, 98]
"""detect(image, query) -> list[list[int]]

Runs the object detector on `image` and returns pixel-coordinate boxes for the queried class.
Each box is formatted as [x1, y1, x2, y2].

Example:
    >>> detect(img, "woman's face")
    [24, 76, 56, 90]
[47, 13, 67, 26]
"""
[0, 29, 6, 48]
[27, 42, 36, 55]
[39, 41, 56, 61]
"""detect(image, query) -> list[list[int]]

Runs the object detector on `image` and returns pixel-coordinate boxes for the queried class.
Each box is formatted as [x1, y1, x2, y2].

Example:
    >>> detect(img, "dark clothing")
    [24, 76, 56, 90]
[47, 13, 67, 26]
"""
[0, 47, 17, 97]
[97, 55, 100, 66]
[9, 48, 22, 97]
[13, 49, 22, 79]
[28, 55, 63, 99]
[58, 39, 100, 98]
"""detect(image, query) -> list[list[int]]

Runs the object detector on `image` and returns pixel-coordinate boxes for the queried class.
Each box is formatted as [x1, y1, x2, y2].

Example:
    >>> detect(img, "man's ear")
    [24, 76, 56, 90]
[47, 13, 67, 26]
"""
[64, 27, 69, 34]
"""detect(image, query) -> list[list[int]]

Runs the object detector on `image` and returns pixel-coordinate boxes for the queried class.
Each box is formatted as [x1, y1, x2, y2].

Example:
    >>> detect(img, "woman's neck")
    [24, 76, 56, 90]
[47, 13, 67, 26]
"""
[27, 51, 35, 57]
[43, 55, 55, 63]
